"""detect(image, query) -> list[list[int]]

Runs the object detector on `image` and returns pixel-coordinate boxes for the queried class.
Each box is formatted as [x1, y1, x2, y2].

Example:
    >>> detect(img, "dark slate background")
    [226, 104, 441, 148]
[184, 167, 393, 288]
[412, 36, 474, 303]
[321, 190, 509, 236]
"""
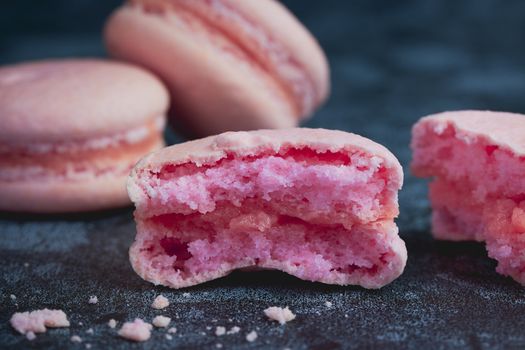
[2, 1, 525, 349]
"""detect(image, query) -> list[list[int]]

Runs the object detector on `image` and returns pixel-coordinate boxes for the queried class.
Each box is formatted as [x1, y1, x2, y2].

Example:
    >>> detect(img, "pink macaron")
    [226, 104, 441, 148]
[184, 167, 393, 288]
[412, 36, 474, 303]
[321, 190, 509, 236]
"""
[0, 59, 169, 213]
[127, 128, 406, 289]
[104, 0, 330, 137]
[411, 110, 525, 285]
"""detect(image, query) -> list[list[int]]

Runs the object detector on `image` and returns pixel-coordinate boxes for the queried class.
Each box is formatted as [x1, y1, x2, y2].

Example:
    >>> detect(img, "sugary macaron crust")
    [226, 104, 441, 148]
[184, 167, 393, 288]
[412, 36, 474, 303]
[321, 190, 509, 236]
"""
[105, 0, 329, 136]
[0, 59, 169, 212]
[411, 110, 525, 285]
[128, 128, 406, 289]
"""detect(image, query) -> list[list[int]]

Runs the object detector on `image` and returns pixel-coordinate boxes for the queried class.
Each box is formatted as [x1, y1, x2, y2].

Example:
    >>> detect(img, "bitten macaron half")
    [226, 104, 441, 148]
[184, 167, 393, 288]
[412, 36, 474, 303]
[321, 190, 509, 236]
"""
[411, 110, 525, 285]
[127, 128, 406, 289]
[104, 0, 330, 137]
[0, 59, 169, 213]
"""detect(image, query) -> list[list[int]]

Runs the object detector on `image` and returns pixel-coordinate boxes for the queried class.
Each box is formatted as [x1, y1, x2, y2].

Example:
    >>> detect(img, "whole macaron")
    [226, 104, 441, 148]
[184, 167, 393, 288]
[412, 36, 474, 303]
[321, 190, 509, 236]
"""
[0, 59, 169, 213]
[104, 0, 330, 137]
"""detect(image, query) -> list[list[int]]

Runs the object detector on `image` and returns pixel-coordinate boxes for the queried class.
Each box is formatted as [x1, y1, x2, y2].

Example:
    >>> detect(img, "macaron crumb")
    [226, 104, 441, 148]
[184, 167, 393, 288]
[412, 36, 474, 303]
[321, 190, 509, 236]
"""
[264, 306, 296, 325]
[71, 335, 82, 343]
[85, 343, 92, 349]
[325, 301, 333, 307]
[118, 319, 152, 342]
[246, 331, 257, 343]
[108, 319, 117, 328]
[151, 295, 169, 309]
[227, 326, 240, 335]
[182, 292, 191, 297]
[88, 296, 98, 304]
[246, 331, 258, 342]
[86, 328, 94, 335]
[26, 332, 36, 341]
[152, 315, 171, 328]
[10, 294, 16, 301]
[215, 326, 226, 336]
[165, 334, 173, 340]
[10, 309, 70, 335]
[167, 327, 177, 334]
[216, 343, 223, 348]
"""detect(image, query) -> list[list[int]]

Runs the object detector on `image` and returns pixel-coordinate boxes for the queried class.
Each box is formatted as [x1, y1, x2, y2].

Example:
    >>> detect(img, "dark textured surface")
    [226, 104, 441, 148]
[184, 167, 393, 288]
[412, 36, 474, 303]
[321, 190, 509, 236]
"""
[2, 1, 525, 349]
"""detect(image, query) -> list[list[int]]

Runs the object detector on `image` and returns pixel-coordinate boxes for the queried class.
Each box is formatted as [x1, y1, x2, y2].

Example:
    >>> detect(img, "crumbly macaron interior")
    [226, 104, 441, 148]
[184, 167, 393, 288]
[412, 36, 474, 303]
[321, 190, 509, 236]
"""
[412, 121, 525, 284]
[132, 148, 404, 288]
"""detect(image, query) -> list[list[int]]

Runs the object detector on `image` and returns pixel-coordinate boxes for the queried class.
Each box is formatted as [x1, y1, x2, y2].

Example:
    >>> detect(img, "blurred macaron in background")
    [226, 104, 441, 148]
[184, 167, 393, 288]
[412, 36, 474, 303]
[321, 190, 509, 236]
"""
[0, 59, 168, 212]
[104, 0, 330, 137]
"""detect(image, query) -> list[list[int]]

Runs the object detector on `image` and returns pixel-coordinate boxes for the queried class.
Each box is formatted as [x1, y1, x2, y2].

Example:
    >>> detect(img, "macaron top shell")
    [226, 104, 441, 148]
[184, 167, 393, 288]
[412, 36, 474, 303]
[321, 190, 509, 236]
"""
[0, 59, 169, 144]
[129, 128, 403, 202]
[414, 110, 525, 156]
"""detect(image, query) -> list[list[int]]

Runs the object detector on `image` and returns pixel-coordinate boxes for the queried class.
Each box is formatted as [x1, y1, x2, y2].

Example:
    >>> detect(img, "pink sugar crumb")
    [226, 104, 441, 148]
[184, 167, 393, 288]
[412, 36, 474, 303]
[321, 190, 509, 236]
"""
[152, 315, 171, 328]
[151, 295, 169, 309]
[264, 306, 296, 325]
[215, 326, 226, 336]
[118, 318, 152, 342]
[246, 330, 258, 342]
[10, 309, 70, 335]
[129, 147, 405, 289]
[227, 326, 240, 334]
[412, 113, 525, 285]
[71, 335, 82, 343]
[108, 319, 117, 328]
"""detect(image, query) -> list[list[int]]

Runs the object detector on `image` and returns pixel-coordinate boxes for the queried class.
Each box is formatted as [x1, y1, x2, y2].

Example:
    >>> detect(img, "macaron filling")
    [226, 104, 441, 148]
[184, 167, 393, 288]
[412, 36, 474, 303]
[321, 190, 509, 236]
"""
[130, 147, 405, 288]
[0, 116, 165, 181]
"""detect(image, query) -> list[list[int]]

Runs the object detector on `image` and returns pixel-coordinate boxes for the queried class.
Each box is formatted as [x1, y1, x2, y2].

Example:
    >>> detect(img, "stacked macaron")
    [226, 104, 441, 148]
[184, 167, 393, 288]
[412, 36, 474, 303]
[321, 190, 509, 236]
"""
[0, 59, 168, 212]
